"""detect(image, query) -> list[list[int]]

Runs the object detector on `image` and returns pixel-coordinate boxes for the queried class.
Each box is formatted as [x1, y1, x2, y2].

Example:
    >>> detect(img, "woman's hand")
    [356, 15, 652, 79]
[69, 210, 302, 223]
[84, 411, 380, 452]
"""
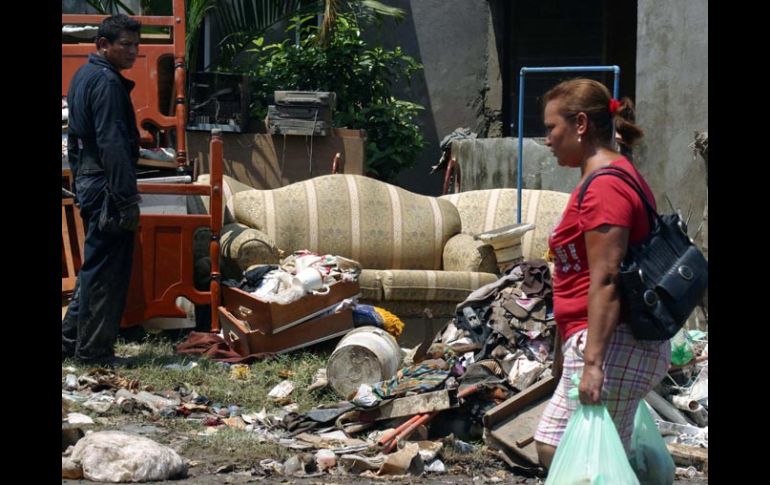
[578, 363, 604, 404]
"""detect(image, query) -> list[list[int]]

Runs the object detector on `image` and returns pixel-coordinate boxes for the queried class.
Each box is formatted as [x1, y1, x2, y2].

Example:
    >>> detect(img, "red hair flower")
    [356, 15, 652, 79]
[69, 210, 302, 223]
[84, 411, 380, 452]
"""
[609, 98, 621, 115]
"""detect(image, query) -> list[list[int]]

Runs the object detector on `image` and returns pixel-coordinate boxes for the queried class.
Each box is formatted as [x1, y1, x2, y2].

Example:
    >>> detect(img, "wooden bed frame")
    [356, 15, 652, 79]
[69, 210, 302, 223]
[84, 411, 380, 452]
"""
[62, 1, 225, 331]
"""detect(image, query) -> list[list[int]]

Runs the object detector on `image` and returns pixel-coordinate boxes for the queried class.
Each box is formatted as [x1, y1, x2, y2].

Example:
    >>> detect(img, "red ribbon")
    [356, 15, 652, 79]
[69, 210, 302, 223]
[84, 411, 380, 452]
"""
[609, 98, 621, 115]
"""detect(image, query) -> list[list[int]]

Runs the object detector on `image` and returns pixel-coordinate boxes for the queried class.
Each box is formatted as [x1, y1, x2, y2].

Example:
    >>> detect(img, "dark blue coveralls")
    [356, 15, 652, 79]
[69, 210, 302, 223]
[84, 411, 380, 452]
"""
[62, 54, 141, 363]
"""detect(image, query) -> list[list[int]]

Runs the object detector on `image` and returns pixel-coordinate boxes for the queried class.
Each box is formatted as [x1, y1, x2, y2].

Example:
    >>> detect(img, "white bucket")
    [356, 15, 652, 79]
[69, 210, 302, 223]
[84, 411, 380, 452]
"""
[327, 326, 401, 398]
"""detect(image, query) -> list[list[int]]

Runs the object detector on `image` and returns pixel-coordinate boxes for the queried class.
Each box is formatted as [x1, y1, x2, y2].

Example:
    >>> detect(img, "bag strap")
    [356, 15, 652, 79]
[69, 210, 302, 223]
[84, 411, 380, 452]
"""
[577, 164, 659, 229]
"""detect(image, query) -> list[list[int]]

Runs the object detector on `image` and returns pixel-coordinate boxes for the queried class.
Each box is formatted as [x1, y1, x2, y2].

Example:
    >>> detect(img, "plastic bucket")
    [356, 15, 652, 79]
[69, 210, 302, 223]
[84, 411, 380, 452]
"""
[327, 326, 401, 398]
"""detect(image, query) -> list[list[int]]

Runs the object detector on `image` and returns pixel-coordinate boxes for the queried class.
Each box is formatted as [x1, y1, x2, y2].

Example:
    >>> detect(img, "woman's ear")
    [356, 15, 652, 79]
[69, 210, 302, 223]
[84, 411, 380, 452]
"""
[575, 112, 588, 136]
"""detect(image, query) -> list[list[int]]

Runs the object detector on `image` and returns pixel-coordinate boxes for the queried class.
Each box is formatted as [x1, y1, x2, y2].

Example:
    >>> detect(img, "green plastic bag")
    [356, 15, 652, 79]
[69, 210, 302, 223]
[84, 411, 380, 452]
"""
[546, 375, 640, 485]
[670, 328, 694, 366]
[628, 401, 675, 485]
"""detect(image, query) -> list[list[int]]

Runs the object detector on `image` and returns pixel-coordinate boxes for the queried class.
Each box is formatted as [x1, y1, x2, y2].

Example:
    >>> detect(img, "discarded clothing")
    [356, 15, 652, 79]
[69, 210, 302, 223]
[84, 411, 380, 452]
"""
[373, 361, 451, 399]
[239, 264, 279, 292]
[175, 332, 270, 364]
[352, 305, 404, 337]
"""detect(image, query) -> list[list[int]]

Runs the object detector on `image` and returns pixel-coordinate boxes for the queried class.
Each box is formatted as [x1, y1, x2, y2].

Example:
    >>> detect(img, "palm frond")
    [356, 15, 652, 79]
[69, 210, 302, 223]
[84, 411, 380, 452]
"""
[359, 0, 405, 20]
[85, 0, 136, 15]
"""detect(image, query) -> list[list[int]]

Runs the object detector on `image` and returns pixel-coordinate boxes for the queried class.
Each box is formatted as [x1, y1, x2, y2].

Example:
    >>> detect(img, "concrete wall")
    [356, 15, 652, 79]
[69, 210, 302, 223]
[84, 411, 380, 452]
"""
[452, 138, 579, 193]
[366, 0, 503, 195]
[635, 0, 708, 236]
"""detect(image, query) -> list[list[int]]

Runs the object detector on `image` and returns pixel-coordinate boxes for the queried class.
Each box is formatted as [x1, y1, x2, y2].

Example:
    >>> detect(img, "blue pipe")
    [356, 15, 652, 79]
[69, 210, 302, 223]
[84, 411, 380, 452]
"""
[515, 65, 620, 223]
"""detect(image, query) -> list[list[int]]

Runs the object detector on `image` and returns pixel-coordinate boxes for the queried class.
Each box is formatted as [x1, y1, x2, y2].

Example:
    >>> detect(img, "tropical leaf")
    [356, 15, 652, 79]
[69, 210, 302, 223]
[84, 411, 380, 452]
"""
[85, 0, 136, 15]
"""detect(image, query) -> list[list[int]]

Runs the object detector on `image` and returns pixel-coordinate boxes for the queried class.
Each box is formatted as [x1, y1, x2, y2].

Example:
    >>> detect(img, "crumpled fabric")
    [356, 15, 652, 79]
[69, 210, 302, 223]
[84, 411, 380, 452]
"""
[175, 331, 271, 364]
[352, 305, 405, 337]
[518, 259, 552, 297]
[372, 361, 451, 399]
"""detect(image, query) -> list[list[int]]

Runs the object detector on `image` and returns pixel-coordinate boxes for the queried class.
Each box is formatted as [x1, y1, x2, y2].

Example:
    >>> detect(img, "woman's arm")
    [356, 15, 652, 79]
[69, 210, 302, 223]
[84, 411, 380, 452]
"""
[552, 329, 563, 382]
[579, 224, 629, 404]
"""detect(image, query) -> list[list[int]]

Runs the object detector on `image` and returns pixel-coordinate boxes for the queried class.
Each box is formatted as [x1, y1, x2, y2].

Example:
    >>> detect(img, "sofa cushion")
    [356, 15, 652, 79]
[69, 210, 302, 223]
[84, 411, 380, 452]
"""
[377, 270, 498, 302]
[233, 174, 462, 270]
[359, 269, 384, 301]
[221, 223, 280, 272]
[441, 189, 569, 261]
[443, 233, 498, 274]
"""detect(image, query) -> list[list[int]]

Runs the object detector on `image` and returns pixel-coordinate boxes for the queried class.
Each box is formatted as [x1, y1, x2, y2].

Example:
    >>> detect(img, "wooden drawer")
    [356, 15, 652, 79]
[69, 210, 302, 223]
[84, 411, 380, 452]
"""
[219, 306, 354, 356]
[221, 281, 360, 335]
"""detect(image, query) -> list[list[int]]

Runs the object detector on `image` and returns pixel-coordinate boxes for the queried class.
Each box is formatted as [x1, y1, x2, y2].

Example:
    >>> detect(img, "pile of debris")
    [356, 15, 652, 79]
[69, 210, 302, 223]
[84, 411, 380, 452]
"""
[62, 257, 708, 480]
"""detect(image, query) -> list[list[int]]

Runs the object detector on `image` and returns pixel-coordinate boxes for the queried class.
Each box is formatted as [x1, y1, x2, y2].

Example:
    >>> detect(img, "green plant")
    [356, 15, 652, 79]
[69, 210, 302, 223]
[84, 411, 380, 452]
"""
[239, 13, 424, 181]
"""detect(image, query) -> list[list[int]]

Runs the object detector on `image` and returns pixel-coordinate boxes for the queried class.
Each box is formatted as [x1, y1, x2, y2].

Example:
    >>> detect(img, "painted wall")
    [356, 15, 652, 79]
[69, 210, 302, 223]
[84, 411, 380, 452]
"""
[635, 0, 708, 237]
[366, 0, 503, 195]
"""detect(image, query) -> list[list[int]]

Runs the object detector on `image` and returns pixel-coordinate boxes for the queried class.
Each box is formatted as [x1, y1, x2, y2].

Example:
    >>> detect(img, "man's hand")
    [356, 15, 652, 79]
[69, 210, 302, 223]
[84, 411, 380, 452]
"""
[119, 204, 140, 232]
[578, 363, 604, 404]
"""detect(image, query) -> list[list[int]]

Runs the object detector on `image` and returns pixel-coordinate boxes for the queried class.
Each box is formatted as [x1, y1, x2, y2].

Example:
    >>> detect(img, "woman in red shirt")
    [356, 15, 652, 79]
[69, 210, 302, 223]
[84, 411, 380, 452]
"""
[534, 79, 670, 468]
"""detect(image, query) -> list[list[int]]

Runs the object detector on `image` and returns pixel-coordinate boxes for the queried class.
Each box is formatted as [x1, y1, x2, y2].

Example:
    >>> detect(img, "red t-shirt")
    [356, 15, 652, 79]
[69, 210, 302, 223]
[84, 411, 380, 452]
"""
[549, 157, 656, 340]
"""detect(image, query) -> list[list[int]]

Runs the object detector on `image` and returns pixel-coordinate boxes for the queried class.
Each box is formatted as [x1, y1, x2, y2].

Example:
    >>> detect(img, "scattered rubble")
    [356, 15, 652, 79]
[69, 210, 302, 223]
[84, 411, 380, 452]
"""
[61, 258, 708, 482]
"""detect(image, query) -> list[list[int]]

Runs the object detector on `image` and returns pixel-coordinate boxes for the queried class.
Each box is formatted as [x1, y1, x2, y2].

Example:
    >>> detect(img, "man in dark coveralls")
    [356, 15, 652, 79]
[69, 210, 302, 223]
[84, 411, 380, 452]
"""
[62, 14, 142, 365]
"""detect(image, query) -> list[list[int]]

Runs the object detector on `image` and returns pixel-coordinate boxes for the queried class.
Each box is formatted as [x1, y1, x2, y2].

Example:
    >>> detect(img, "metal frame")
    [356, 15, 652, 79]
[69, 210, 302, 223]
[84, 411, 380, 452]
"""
[515, 65, 620, 223]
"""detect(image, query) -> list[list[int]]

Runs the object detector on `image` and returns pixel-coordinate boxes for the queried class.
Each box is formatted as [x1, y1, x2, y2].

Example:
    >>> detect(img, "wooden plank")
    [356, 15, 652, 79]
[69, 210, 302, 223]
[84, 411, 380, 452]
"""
[667, 443, 708, 469]
[359, 390, 457, 422]
[222, 282, 360, 335]
[483, 375, 556, 428]
[220, 307, 354, 355]
[62, 204, 76, 292]
[73, 205, 86, 262]
[482, 376, 557, 467]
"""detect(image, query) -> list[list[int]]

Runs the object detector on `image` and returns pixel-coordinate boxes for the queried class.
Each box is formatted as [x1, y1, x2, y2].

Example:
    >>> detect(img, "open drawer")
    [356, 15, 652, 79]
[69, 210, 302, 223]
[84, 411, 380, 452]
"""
[221, 281, 360, 335]
[219, 306, 354, 356]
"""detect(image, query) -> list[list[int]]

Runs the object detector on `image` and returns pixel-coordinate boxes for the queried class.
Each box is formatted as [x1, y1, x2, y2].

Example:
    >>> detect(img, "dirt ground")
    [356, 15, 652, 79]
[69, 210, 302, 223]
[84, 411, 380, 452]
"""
[62, 416, 707, 484]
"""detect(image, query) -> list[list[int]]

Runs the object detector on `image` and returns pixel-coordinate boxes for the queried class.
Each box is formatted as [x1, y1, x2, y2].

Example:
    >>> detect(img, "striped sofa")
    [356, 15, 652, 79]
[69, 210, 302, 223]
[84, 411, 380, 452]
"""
[195, 174, 570, 318]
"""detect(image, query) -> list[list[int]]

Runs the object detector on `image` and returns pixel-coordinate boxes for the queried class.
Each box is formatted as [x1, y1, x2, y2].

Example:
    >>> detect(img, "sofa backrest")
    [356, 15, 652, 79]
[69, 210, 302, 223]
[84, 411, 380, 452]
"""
[440, 188, 570, 261]
[232, 174, 462, 270]
[191, 174, 256, 224]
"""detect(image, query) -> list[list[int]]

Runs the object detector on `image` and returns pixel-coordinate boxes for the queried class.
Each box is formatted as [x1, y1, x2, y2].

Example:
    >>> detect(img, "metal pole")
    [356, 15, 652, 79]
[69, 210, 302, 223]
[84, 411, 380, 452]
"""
[515, 66, 620, 223]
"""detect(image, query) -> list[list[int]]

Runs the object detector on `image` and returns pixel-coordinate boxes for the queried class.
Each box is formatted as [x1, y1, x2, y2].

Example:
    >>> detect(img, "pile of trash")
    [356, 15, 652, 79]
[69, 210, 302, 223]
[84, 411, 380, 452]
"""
[62, 257, 708, 480]
[210, 260, 563, 478]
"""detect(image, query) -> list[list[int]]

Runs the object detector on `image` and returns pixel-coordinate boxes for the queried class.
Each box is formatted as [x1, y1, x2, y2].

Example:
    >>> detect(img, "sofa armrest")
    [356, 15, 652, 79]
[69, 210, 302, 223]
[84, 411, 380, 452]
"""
[221, 223, 280, 273]
[442, 233, 498, 274]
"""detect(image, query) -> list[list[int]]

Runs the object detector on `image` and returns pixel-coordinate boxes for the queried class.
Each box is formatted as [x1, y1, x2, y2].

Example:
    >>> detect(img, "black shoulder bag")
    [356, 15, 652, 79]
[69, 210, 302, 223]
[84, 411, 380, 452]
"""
[578, 165, 708, 341]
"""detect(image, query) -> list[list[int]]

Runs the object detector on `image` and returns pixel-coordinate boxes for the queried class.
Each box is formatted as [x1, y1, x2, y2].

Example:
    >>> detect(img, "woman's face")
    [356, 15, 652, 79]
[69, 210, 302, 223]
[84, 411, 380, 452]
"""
[544, 99, 581, 168]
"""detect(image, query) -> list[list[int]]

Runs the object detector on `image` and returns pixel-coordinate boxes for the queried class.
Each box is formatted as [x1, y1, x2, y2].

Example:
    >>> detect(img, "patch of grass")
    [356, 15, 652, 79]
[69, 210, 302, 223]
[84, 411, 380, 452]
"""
[64, 335, 342, 414]
[61, 336, 501, 474]
[181, 427, 293, 467]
